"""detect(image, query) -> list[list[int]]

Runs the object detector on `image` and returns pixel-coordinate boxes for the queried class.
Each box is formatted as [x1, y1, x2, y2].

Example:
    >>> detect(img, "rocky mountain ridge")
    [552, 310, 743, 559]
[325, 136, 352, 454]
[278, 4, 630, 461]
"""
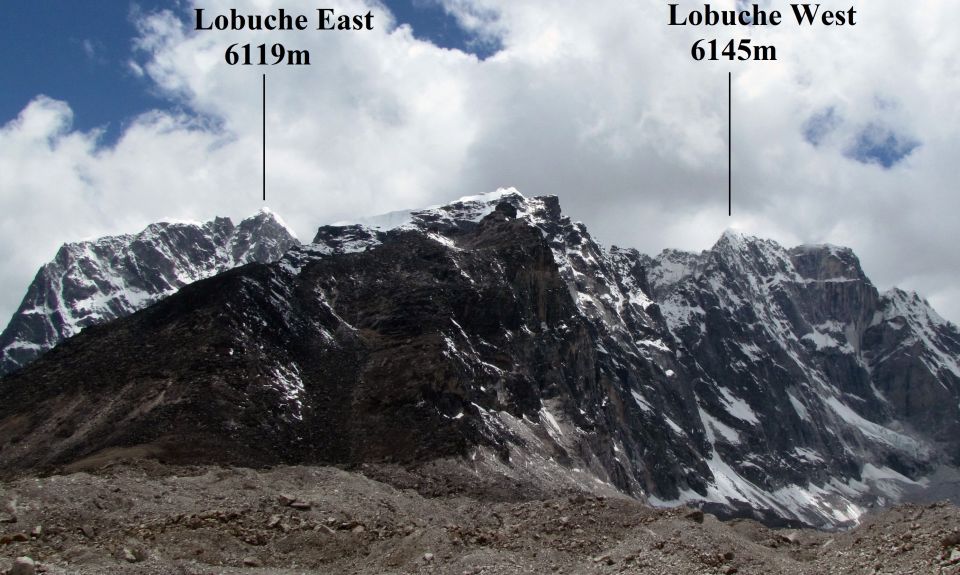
[0, 209, 299, 376]
[0, 189, 957, 529]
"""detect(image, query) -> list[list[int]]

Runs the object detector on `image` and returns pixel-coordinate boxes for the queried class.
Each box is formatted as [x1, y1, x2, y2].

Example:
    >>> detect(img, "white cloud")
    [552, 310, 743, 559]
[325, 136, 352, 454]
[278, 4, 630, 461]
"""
[2, 0, 960, 324]
[81, 39, 98, 60]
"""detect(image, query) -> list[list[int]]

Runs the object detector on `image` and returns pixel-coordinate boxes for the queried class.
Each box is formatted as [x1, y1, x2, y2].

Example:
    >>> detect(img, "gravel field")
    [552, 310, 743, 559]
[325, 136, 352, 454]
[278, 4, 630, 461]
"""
[1, 461, 959, 575]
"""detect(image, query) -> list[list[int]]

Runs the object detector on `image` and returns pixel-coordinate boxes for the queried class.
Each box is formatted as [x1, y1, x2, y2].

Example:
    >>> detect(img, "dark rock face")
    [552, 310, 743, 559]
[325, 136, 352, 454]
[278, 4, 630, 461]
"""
[646, 233, 960, 518]
[0, 190, 958, 528]
[864, 289, 960, 462]
[0, 210, 299, 376]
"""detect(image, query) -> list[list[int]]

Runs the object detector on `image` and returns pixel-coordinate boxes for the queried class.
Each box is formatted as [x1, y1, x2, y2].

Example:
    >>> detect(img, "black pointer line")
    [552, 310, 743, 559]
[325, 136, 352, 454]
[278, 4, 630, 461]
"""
[728, 71, 732, 217]
[262, 73, 267, 202]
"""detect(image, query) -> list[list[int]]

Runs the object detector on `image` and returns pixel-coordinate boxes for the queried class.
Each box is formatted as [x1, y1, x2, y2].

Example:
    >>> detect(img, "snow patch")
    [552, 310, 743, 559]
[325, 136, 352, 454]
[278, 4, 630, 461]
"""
[699, 407, 741, 445]
[540, 408, 564, 438]
[630, 390, 654, 413]
[717, 387, 759, 425]
[825, 395, 927, 454]
[787, 392, 810, 421]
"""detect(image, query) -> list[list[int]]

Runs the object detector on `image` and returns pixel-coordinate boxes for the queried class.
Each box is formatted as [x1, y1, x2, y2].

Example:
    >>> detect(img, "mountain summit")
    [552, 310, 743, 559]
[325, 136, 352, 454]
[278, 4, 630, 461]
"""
[0, 190, 957, 528]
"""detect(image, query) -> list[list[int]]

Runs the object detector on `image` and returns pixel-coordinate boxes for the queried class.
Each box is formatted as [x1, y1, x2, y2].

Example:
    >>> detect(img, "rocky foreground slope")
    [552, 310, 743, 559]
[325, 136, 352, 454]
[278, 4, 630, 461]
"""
[0, 190, 958, 530]
[0, 462, 959, 575]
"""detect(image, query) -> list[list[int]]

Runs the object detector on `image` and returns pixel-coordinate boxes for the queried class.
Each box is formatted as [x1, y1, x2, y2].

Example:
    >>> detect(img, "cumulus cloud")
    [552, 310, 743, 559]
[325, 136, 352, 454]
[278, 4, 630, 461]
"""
[2, 0, 960, 324]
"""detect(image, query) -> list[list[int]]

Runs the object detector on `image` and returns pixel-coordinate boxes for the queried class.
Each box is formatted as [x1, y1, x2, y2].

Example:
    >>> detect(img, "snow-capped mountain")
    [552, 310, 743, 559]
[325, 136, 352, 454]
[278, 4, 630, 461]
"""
[0, 190, 957, 529]
[0, 209, 299, 376]
[641, 230, 959, 523]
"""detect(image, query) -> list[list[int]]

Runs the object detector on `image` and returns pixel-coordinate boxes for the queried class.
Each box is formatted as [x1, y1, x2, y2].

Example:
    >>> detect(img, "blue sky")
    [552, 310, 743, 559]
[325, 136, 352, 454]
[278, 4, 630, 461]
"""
[1, 2, 169, 142]
[0, 1, 490, 142]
